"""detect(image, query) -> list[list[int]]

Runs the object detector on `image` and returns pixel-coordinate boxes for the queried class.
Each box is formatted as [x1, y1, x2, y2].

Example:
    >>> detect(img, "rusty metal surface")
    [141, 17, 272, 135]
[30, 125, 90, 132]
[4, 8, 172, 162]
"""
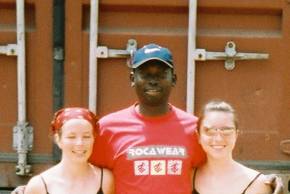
[0, 0, 53, 186]
[194, 1, 290, 162]
[65, 0, 290, 172]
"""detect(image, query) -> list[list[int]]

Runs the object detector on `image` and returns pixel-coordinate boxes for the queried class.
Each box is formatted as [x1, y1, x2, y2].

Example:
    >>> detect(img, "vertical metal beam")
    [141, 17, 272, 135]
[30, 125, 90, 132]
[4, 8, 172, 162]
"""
[52, 0, 65, 162]
[186, 0, 197, 114]
[89, 0, 99, 113]
[53, 0, 65, 111]
[13, 0, 34, 176]
[16, 0, 26, 123]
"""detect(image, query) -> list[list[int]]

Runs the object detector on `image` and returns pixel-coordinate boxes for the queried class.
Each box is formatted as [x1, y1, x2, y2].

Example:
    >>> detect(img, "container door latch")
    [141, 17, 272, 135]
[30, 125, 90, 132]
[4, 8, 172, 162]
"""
[193, 41, 269, 70]
[96, 39, 137, 66]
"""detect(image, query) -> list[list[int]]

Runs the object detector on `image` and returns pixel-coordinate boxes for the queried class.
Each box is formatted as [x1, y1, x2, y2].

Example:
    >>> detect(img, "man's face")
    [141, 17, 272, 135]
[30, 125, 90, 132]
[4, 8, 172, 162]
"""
[131, 60, 176, 107]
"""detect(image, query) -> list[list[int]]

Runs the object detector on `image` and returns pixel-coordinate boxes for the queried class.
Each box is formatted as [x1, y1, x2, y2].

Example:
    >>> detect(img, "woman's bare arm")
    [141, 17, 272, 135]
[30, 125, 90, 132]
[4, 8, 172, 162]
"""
[247, 174, 276, 194]
[103, 168, 115, 194]
[24, 176, 47, 194]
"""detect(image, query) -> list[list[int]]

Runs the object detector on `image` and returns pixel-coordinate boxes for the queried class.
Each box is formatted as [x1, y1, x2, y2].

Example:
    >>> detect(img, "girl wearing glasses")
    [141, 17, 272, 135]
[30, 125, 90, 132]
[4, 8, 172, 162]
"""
[193, 100, 272, 194]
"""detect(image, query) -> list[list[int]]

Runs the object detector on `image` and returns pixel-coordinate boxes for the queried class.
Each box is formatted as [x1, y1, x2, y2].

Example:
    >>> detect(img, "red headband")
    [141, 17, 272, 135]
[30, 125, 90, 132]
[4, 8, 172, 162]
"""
[50, 107, 98, 134]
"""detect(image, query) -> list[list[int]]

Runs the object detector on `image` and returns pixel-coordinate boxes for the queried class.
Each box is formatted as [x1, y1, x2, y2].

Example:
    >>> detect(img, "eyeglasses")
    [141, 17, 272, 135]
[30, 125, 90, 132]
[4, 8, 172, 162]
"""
[202, 126, 236, 137]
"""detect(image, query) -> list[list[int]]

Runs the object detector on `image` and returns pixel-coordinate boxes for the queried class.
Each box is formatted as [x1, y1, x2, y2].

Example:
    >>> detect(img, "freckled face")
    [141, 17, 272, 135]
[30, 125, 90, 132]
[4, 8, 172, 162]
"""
[57, 119, 95, 163]
[198, 111, 237, 160]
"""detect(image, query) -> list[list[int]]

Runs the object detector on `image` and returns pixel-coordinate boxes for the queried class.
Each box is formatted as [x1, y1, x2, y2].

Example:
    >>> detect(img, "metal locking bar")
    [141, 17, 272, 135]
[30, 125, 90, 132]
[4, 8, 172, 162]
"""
[193, 41, 269, 70]
[0, 44, 18, 56]
[96, 39, 137, 61]
[13, 122, 33, 175]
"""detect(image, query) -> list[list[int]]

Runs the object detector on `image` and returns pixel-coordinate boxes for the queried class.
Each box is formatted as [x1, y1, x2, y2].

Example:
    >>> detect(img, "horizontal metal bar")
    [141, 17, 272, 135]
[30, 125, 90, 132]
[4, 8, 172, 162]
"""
[0, 44, 18, 56]
[194, 50, 269, 61]
[0, 190, 14, 194]
[209, 52, 269, 60]
[108, 49, 130, 58]
[0, 153, 54, 164]
[96, 46, 130, 58]
[233, 52, 269, 60]
[240, 160, 290, 170]
[205, 51, 227, 60]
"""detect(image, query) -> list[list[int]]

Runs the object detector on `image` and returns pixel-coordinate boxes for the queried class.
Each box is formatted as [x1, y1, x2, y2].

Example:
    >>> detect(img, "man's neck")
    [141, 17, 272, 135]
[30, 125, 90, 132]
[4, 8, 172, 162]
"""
[137, 103, 170, 117]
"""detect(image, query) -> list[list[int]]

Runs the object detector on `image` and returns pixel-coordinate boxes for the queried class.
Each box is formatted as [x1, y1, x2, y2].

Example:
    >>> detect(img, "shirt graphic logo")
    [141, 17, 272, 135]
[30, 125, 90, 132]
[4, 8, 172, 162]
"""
[167, 160, 182, 175]
[151, 160, 166, 175]
[127, 145, 187, 159]
[134, 160, 149, 175]
[133, 160, 183, 176]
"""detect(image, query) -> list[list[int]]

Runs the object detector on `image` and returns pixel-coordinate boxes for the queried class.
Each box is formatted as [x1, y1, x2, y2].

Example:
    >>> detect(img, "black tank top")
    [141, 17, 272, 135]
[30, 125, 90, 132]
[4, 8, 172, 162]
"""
[192, 168, 262, 194]
[40, 168, 104, 194]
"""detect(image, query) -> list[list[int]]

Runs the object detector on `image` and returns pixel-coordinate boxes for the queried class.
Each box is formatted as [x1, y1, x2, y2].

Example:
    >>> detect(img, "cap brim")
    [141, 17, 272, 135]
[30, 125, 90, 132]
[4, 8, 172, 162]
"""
[132, 57, 173, 69]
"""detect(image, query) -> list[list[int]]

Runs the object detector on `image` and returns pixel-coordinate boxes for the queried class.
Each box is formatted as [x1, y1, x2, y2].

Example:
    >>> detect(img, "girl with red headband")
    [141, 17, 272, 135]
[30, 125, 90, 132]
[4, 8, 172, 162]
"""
[24, 107, 114, 194]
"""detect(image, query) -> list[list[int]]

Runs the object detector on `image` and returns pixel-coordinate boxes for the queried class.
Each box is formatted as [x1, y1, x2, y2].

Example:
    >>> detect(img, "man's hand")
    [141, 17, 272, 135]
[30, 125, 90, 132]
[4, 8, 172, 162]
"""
[10, 185, 26, 194]
[265, 174, 284, 194]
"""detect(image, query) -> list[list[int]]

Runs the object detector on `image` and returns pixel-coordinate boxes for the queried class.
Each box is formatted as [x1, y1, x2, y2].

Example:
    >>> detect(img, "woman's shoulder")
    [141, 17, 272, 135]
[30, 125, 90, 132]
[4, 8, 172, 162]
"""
[25, 165, 59, 194]
[95, 167, 114, 194]
[238, 163, 272, 194]
[103, 167, 113, 176]
[25, 175, 47, 194]
[91, 165, 113, 176]
[246, 173, 272, 194]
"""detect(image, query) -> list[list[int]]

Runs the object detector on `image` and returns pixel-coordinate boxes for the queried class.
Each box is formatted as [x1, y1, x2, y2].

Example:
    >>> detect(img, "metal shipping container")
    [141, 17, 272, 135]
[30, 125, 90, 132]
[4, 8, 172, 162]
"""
[0, 0, 289, 193]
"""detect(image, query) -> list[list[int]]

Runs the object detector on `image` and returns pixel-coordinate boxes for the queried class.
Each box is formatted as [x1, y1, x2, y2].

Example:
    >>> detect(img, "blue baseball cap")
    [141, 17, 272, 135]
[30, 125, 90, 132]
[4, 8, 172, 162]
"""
[131, 43, 174, 69]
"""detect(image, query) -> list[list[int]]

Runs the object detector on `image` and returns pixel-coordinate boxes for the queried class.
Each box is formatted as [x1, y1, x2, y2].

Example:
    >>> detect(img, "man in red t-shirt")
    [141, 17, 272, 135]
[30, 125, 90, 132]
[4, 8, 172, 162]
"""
[90, 43, 206, 194]
[89, 43, 283, 194]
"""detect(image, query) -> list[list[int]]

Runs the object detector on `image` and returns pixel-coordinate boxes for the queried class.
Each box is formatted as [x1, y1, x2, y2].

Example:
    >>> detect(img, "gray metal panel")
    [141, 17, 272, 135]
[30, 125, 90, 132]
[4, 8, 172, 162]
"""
[0, 152, 54, 164]
[0, 190, 14, 194]
[240, 160, 290, 170]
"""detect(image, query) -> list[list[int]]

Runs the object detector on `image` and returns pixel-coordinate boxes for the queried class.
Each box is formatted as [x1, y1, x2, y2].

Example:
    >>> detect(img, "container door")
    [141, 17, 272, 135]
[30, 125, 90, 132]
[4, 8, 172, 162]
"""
[195, 0, 290, 164]
[0, 0, 53, 188]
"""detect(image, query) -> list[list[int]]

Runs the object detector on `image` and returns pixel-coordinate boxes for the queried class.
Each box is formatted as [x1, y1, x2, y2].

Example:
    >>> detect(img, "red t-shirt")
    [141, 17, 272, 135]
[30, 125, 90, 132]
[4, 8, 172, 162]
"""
[90, 104, 206, 194]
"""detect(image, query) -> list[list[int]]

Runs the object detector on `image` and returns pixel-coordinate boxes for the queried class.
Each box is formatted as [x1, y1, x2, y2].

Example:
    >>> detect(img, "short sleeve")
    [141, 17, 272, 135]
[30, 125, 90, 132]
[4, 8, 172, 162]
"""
[89, 124, 114, 169]
[191, 131, 206, 167]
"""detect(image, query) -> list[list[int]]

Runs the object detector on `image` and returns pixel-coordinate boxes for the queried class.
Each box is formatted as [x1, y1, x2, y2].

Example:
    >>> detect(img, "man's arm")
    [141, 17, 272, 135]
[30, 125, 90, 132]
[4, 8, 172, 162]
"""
[265, 174, 284, 194]
[10, 185, 26, 194]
